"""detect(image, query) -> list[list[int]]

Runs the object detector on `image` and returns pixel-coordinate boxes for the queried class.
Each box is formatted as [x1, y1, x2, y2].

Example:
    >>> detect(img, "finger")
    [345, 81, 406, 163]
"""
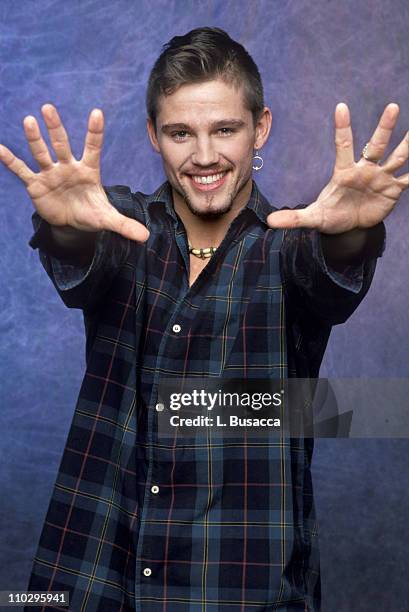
[0, 143, 35, 184]
[105, 209, 150, 243]
[23, 115, 54, 170]
[41, 103, 73, 162]
[361, 103, 400, 163]
[334, 103, 355, 170]
[382, 130, 409, 173]
[266, 208, 314, 230]
[395, 173, 409, 190]
[82, 109, 104, 169]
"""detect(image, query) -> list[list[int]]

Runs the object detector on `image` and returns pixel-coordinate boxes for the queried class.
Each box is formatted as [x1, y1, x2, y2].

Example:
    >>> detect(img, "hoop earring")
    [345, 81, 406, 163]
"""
[252, 149, 264, 171]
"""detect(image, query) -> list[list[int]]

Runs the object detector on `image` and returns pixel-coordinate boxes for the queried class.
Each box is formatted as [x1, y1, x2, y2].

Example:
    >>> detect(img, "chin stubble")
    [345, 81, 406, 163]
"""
[173, 170, 250, 220]
[179, 173, 244, 219]
[182, 189, 235, 219]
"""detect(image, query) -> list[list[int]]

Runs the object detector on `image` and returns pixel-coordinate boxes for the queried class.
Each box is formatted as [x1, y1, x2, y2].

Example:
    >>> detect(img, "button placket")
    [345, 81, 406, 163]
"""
[138, 293, 190, 597]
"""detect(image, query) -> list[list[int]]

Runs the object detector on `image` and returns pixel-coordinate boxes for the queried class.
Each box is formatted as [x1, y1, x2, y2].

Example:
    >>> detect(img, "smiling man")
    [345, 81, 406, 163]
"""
[148, 79, 258, 219]
[1, 26, 408, 612]
[146, 75, 271, 286]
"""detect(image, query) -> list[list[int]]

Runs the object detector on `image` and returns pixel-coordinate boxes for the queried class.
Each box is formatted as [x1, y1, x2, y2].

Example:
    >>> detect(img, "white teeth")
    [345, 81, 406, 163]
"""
[192, 172, 226, 184]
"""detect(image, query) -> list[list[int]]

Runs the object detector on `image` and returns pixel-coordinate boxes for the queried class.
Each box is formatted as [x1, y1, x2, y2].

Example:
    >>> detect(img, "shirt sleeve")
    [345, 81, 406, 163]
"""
[280, 222, 386, 326]
[28, 185, 142, 312]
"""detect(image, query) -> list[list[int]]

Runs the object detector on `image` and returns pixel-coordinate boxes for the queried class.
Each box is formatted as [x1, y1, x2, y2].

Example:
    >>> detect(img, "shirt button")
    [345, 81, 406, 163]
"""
[155, 403, 164, 412]
[172, 324, 181, 333]
[143, 567, 152, 577]
[151, 485, 160, 494]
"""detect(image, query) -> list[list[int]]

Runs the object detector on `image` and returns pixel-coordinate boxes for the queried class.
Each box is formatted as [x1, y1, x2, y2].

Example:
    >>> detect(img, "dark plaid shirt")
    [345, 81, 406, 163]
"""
[25, 180, 383, 612]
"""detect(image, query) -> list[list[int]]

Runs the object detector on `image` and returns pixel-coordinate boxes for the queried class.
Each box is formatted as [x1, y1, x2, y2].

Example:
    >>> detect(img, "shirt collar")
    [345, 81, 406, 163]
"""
[145, 179, 277, 226]
[145, 181, 178, 223]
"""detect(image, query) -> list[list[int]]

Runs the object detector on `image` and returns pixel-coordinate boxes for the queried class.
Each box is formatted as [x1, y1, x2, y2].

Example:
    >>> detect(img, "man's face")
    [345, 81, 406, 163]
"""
[147, 79, 270, 219]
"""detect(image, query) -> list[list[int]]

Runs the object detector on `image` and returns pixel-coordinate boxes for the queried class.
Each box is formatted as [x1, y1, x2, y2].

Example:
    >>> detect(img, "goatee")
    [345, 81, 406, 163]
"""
[181, 188, 235, 220]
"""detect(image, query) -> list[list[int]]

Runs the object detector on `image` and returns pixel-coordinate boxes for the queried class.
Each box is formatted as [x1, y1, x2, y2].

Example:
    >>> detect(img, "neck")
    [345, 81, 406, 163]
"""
[172, 177, 253, 248]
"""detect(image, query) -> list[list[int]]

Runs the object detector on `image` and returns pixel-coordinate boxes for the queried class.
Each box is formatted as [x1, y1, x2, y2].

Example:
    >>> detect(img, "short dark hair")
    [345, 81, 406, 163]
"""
[146, 27, 264, 130]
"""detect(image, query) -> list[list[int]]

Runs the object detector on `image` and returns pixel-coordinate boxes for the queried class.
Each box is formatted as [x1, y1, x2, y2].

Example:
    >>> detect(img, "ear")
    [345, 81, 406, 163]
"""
[146, 118, 161, 153]
[254, 106, 272, 150]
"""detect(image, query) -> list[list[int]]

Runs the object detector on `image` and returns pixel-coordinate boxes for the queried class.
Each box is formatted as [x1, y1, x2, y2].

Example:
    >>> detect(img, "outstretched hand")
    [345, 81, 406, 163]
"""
[0, 104, 149, 243]
[267, 103, 408, 234]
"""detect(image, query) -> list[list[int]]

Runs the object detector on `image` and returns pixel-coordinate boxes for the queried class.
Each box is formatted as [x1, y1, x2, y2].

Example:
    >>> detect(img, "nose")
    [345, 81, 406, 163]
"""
[191, 135, 219, 167]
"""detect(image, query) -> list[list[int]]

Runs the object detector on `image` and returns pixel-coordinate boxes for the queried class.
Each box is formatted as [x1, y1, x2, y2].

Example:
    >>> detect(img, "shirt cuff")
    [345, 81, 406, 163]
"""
[312, 224, 386, 294]
[28, 211, 106, 291]
[29, 211, 96, 257]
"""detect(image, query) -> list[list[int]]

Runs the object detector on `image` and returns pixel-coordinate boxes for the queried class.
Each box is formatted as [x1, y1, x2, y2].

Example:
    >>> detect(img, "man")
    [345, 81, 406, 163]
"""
[1, 26, 407, 612]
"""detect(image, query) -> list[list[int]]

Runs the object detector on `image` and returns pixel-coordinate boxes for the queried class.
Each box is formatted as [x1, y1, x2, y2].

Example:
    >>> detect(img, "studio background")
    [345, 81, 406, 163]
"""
[1, 1, 408, 610]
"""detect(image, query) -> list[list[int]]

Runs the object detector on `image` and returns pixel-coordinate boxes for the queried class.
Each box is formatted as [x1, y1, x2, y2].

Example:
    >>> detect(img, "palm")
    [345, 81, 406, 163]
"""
[267, 103, 408, 233]
[0, 104, 149, 242]
[27, 159, 108, 232]
[27, 156, 99, 202]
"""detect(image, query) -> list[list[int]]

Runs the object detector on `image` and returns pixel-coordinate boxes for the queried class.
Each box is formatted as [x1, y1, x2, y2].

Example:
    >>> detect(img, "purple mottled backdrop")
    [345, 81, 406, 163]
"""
[0, 1, 408, 610]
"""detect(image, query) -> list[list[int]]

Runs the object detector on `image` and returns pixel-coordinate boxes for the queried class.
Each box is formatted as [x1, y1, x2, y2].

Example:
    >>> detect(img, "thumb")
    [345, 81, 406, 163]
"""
[106, 209, 150, 243]
[266, 207, 311, 230]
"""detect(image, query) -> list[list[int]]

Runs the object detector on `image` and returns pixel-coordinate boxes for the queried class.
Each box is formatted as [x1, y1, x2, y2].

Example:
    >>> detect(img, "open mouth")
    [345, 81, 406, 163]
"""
[187, 171, 228, 191]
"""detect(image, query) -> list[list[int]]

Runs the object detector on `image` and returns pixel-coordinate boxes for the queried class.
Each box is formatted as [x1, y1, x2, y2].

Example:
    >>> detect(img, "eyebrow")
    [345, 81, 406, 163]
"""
[160, 119, 246, 133]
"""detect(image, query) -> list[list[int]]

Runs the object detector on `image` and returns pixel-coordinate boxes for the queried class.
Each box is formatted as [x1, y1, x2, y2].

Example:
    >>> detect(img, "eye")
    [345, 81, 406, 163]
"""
[218, 127, 234, 136]
[172, 131, 189, 141]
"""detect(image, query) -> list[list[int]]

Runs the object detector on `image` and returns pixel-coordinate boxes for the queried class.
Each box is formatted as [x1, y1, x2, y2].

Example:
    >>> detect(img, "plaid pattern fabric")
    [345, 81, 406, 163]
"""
[25, 180, 383, 611]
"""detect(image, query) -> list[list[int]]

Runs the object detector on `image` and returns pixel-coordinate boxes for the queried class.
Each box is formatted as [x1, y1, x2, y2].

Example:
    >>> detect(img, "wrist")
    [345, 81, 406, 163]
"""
[320, 223, 385, 268]
[50, 225, 98, 248]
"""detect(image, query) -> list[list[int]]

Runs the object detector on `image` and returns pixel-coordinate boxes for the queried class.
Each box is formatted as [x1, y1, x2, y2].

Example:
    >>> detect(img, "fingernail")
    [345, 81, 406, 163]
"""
[42, 103, 55, 116]
[24, 116, 36, 128]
